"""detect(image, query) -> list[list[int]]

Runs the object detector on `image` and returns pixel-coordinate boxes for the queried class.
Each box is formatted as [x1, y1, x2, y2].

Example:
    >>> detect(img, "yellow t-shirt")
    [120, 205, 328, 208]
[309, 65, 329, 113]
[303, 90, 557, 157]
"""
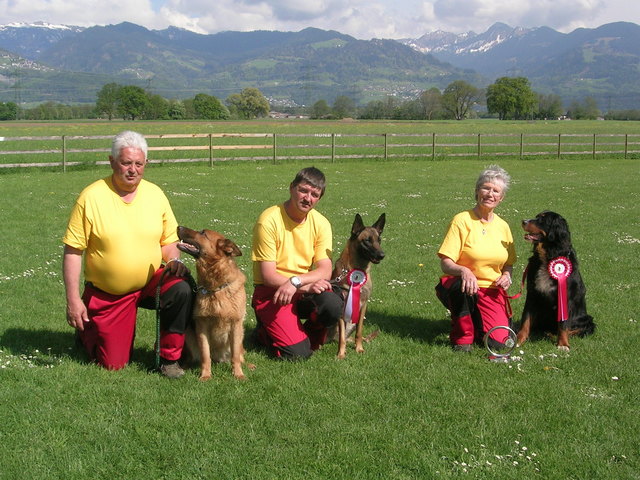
[438, 209, 516, 288]
[251, 204, 332, 285]
[63, 177, 179, 295]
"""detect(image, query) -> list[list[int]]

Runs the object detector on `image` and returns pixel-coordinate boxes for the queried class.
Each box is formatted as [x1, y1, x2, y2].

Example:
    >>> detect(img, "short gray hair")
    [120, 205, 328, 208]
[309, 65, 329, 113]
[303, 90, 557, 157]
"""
[111, 131, 148, 160]
[475, 164, 511, 195]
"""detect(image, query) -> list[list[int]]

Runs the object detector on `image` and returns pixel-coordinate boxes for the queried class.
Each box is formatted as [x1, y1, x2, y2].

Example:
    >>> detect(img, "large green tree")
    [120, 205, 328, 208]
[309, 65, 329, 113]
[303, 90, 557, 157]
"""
[332, 95, 356, 119]
[567, 96, 601, 120]
[167, 99, 186, 120]
[226, 88, 269, 119]
[310, 99, 331, 119]
[418, 87, 443, 120]
[193, 93, 229, 120]
[95, 83, 122, 120]
[144, 94, 169, 120]
[536, 93, 564, 120]
[441, 80, 480, 120]
[117, 85, 149, 121]
[0, 101, 18, 120]
[486, 77, 537, 120]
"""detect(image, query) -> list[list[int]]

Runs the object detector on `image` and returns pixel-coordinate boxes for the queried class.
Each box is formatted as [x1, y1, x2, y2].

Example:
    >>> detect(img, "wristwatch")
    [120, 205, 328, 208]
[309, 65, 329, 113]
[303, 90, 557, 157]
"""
[289, 276, 302, 289]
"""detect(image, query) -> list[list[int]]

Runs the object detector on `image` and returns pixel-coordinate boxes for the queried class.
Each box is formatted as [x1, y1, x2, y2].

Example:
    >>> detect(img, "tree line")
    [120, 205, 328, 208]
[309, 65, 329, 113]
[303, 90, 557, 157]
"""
[353, 78, 604, 121]
[0, 84, 270, 121]
[1, 75, 638, 121]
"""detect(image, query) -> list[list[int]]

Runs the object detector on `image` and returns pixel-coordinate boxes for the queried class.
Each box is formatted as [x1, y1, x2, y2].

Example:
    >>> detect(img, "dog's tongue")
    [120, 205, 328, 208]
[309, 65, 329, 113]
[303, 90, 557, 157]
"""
[523, 233, 539, 243]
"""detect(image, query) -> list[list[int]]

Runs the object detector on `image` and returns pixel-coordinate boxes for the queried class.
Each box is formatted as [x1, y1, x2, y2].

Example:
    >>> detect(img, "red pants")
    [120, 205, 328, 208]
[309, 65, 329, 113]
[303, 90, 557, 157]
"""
[436, 276, 511, 345]
[251, 284, 343, 360]
[79, 267, 192, 370]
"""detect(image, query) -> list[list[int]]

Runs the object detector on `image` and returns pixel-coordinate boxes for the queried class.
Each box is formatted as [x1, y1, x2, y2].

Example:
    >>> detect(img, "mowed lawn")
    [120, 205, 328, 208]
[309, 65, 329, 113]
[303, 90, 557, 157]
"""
[0, 121, 638, 479]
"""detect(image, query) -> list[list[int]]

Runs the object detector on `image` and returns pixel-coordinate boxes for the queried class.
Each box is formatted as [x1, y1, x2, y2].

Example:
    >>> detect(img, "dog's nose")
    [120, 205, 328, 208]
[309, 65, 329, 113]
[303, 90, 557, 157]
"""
[522, 219, 530, 226]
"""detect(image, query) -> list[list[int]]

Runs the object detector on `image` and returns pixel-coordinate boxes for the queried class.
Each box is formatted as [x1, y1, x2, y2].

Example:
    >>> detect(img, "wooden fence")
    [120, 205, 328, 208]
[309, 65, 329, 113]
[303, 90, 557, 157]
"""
[1, 132, 639, 170]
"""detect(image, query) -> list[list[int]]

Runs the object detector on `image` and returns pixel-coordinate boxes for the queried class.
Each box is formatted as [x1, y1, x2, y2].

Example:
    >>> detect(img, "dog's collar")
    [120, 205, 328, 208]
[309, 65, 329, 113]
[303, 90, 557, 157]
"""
[197, 282, 231, 295]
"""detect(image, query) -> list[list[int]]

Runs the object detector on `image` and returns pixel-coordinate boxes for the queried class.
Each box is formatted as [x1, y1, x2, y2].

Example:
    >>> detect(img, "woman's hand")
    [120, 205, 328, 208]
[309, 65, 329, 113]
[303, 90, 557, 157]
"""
[459, 266, 479, 295]
[440, 256, 479, 295]
[495, 271, 512, 290]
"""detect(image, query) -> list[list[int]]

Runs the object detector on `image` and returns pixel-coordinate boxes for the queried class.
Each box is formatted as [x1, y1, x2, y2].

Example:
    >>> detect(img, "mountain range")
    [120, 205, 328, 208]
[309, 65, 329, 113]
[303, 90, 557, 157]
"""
[0, 20, 639, 110]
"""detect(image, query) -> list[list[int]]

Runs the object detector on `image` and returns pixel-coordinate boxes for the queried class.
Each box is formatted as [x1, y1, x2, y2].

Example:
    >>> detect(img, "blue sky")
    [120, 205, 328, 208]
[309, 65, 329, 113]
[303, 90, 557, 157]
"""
[1, 0, 638, 39]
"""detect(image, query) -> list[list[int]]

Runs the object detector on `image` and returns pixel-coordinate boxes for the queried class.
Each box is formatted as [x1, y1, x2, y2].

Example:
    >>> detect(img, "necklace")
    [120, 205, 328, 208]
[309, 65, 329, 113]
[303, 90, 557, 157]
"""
[473, 207, 492, 235]
[480, 220, 490, 235]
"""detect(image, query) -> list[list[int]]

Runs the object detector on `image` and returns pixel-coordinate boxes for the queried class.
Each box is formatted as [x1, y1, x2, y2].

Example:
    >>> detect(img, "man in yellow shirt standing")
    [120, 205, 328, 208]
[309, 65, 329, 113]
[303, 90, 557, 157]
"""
[63, 131, 193, 377]
[251, 167, 343, 359]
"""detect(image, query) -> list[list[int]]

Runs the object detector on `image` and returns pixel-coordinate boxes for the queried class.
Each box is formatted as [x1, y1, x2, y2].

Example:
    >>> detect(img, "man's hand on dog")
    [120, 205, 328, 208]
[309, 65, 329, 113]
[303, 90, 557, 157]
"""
[166, 258, 189, 277]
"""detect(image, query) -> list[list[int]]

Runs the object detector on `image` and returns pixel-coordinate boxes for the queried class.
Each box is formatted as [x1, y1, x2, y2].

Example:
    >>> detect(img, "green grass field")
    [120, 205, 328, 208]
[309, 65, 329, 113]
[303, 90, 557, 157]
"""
[0, 120, 638, 479]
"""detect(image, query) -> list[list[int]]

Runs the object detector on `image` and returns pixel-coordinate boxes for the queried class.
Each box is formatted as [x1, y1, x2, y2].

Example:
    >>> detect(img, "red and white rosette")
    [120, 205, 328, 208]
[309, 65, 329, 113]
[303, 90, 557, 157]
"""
[548, 256, 573, 322]
[343, 269, 367, 324]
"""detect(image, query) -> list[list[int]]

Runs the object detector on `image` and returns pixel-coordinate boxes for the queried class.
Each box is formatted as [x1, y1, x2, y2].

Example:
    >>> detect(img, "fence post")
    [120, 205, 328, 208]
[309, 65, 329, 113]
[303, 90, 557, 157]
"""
[209, 134, 213, 167]
[384, 133, 388, 160]
[331, 133, 336, 162]
[273, 133, 277, 165]
[557, 133, 561, 159]
[520, 133, 524, 159]
[62, 135, 66, 173]
[432, 133, 436, 160]
[477, 133, 481, 158]
[625, 134, 628, 159]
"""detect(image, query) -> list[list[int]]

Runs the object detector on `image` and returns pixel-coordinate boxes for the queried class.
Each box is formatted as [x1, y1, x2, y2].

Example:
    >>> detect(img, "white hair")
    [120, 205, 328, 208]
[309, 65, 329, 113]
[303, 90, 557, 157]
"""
[111, 130, 148, 159]
[475, 164, 511, 195]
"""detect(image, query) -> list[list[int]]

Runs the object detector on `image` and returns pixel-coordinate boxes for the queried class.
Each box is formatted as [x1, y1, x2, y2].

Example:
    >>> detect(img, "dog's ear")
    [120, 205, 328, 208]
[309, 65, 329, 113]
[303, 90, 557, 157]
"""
[546, 213, 570, 244]
[372, 213, 386, 235]
[218, 238, 242, 257]
[351, 213, 365, 237]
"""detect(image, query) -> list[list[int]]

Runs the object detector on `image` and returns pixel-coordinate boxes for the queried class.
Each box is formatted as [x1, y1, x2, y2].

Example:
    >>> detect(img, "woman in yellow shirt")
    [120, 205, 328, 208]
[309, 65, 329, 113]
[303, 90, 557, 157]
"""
[436, 165, 516, 352]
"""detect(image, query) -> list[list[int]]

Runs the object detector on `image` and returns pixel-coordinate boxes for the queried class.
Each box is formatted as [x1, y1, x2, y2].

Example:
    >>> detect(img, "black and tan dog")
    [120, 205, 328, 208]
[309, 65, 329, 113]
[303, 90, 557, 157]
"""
[177, 226, 254, 380]
[517, 211, 595, 351]
[329, 213, 385, 359]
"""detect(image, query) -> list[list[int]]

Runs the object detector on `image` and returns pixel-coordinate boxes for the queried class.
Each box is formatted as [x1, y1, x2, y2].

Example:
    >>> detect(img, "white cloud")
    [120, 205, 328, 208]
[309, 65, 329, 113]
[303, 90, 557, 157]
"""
[0, 0, 635, 39]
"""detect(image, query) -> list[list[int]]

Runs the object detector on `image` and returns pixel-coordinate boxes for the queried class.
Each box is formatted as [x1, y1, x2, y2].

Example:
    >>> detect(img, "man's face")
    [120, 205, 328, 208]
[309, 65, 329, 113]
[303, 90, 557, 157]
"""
[109, 147, 146, 192]
[289, 181, 323, 216]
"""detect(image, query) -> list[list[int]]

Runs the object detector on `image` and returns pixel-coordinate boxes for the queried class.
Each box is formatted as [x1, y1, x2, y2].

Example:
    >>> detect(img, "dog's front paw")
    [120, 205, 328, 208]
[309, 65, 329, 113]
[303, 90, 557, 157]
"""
[557, 345, 570, 352]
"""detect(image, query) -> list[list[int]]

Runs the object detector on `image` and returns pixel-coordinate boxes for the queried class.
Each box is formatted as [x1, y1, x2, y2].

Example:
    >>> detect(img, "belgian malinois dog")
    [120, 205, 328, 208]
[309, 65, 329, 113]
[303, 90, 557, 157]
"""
[329, 213, 386, 359]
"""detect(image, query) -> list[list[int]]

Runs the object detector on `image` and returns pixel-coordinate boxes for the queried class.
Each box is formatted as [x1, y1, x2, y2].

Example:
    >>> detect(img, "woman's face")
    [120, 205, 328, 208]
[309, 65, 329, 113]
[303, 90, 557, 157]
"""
[476, 181, 505, 210]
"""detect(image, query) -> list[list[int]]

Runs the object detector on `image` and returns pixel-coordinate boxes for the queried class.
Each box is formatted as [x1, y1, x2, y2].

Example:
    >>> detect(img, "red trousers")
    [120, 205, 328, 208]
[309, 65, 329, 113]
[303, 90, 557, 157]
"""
[436, 276, 511, 345]
[79, 267, 192, 370]
[251, 284, 343, 360]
